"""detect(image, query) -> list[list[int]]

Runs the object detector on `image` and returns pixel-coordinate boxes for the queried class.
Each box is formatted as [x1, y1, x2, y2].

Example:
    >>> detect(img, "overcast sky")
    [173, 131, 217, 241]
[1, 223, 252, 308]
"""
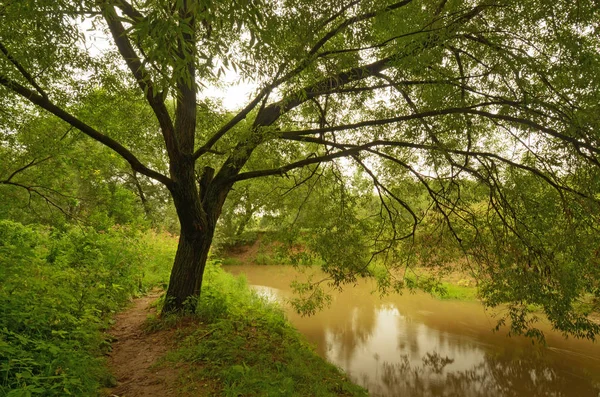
[81, 18, 256, 111]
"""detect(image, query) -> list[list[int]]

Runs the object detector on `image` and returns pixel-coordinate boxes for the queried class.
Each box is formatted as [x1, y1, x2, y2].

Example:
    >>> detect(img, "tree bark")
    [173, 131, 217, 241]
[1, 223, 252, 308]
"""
[162, 223, 215, 312]
[161, 162, 229, 313]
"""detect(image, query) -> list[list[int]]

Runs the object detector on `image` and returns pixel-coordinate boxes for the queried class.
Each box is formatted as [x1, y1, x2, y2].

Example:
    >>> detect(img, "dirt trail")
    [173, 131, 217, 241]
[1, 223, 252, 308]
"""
[104, 291, 182, 397]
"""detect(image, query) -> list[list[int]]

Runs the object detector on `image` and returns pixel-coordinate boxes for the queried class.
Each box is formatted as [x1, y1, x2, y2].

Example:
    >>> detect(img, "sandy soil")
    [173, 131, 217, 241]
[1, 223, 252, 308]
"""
[104, 292, 184, 397]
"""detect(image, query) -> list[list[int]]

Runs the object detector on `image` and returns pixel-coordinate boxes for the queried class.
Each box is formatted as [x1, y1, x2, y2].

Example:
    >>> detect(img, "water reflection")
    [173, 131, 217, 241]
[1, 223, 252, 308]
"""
[371, 350, 600, 397]
[227, 265, 600, 397]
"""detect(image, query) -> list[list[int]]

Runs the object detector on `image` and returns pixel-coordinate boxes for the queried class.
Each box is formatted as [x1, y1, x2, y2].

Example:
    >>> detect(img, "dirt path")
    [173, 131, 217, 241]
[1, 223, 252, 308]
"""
[104, 292, 182, 397]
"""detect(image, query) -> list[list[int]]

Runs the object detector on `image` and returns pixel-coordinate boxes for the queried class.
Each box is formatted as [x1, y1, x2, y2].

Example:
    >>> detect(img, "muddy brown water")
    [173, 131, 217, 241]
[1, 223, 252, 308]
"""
[225, 265, 600, 397]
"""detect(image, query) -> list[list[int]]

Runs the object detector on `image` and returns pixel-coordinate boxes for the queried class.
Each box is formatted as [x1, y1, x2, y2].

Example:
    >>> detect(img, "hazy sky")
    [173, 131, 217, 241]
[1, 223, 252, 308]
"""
[81, 18, 256, 111]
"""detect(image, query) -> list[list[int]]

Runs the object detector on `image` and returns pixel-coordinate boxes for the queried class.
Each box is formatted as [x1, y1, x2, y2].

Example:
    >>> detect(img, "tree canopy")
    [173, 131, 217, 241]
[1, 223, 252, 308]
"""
[1, 0, 599, 337]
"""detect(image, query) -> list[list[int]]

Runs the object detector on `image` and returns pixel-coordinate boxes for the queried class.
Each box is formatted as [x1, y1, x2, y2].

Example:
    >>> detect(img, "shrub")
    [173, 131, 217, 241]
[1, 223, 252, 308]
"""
[0, 221, 147, 396]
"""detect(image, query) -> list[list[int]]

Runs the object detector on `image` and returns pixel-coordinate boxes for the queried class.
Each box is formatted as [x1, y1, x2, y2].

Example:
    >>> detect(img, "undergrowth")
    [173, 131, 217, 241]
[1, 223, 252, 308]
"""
[160, 262, 367, 397]
[0, 220, 174, 396]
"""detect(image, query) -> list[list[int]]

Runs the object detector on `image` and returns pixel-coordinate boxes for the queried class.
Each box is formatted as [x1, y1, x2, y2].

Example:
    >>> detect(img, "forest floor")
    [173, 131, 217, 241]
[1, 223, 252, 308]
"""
[103, 291, 194, 397]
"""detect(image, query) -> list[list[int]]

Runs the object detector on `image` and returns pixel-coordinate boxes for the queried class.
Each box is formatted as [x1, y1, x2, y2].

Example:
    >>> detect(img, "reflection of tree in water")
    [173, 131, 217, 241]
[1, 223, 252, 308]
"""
[288, 287, 384, 358]
[369, 351, 600, 397]
[297, 291, 600, 397]
[326, 302, 379, 363]
[422, 352, 455, 374]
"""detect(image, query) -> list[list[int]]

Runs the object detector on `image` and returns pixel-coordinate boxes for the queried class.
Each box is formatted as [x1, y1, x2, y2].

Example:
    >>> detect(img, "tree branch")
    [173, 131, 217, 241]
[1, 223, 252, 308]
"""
[0, 75, 172, 186]
[0, 42, 48, 99]
[0, 180, 72, 219]
[279, 103, 599, 156]
[281, 102, 502, 135]
[281, 134, 591, 199]
[192, 83, 275, 160]
[316, 27, 440, 59]
[308, 0, 414, 57]
[231, 146, 365, 182]
[255, 56, 396, 128]
[313, 1, 360, 33]
[101, 4, 180, 160]
[352, 155, 418, 241]
[114, 0, 145, 21]
[4, 157, 52, 182]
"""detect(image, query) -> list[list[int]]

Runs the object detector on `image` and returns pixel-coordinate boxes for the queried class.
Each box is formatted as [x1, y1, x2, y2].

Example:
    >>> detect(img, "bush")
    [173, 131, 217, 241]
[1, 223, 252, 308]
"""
[137, 230, 179, 290]
[0, 221, 147, 396]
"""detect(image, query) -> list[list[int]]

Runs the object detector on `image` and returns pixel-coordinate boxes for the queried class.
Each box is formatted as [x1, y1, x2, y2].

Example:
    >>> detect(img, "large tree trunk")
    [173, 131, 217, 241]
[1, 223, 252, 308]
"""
[162, 224, 215, 312]
[161, 163, 229, 313]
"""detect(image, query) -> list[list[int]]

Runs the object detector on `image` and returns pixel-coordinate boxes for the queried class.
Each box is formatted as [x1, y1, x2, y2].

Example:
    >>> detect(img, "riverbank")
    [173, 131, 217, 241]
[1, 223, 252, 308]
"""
[222, 237, 480, 302]
[107, 263, 367, 396]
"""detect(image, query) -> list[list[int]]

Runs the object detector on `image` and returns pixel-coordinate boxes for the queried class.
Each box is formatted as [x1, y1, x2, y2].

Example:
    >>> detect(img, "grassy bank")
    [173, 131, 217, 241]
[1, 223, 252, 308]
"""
[426, 275, 479, 301]
[429, 281, 479, 301]
[151, 263, 367, 396]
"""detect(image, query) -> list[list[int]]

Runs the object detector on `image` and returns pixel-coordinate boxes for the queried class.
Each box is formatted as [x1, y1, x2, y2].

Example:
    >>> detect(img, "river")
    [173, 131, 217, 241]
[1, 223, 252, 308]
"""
[225, 264, 600, 397]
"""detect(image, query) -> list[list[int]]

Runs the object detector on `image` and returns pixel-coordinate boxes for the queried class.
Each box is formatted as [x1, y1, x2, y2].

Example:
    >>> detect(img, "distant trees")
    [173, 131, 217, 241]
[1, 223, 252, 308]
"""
[1, 0, 599, 336]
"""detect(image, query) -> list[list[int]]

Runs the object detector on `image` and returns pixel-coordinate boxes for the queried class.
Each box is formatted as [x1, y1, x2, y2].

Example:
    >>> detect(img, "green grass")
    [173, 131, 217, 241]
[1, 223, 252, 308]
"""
[573, 294, 600, 316]
[0, 221, 369, 396]
[252, 251, 279, 265]
[400, 270, 479, 302]
[220, 257, 243, 266]
[158, 263, 367, 397]
[433, 282, 479, 301]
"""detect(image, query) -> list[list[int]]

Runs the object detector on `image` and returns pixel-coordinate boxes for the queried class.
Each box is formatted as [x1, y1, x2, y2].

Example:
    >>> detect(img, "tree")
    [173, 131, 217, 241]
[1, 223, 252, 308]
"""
[1, 0, 599, 333]
[0, 88, 172, 228]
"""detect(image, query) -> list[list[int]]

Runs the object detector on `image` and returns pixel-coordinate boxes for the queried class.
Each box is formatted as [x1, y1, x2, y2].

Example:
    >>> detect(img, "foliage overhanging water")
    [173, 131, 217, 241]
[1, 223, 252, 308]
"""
[226, 265, 600, 397]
